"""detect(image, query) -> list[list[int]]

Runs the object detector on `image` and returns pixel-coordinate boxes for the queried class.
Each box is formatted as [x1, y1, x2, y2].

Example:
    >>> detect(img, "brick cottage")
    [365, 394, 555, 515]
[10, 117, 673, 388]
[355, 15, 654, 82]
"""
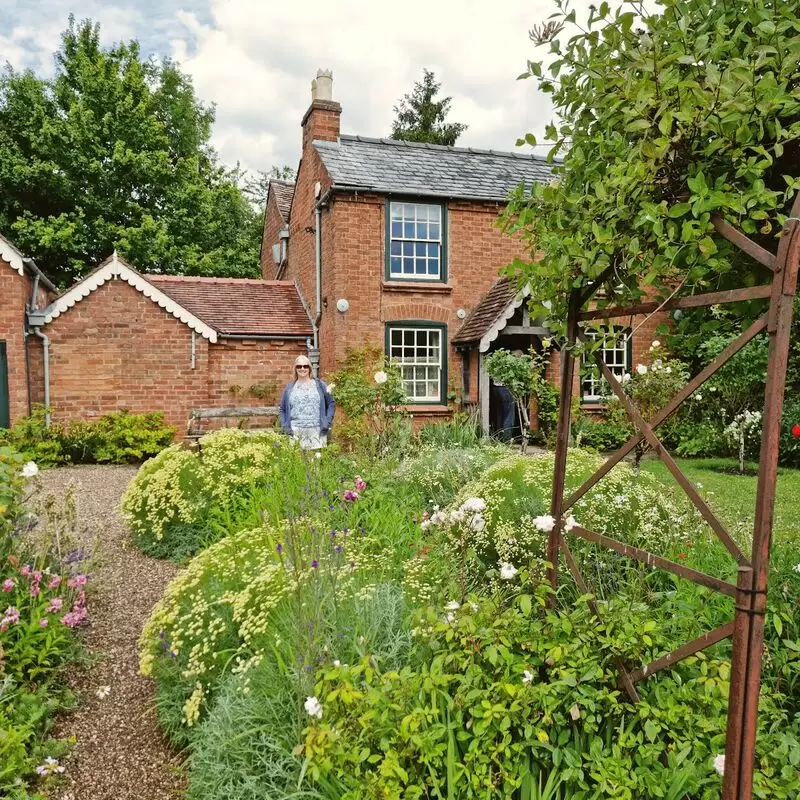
[1, 242, 312, 434]
[261, 70, 668, 434]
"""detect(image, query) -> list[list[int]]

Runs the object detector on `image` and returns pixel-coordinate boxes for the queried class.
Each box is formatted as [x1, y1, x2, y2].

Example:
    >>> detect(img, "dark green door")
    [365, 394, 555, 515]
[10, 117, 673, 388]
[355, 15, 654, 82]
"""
[0, 341, 9, 428]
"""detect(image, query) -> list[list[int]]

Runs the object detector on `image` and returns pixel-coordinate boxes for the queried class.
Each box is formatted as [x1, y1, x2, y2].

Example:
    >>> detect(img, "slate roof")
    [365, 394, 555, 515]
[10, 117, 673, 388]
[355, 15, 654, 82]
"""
[146, 275, 313, 337]
[452, 278, 518, 346]
[270, 180, 295, 223]
[313, 135, 555, 202]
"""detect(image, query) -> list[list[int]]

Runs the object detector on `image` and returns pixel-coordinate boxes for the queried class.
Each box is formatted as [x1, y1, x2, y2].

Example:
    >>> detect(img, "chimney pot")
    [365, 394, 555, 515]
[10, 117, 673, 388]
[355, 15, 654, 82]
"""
[315, 69, 333, 101]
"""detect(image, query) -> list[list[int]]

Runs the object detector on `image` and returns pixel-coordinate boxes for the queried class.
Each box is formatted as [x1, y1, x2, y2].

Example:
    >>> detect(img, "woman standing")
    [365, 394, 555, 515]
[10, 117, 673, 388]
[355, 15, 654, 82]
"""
[279, 355, 335, 449]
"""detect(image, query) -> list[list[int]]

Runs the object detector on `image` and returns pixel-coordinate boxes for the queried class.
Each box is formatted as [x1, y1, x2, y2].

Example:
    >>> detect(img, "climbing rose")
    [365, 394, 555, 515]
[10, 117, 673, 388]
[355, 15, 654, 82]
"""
[374, 371, 388, 384]
[791, 424, 800, 438]
[636, 364, 648, 375]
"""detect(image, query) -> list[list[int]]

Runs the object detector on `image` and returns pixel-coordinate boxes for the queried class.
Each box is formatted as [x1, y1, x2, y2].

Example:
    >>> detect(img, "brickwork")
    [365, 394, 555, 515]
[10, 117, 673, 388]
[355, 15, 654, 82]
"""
[207, 338, 306, 408]
[36, 279, 302, 436]
[0, 262, 33, 423]
[260, 190, 286, 279]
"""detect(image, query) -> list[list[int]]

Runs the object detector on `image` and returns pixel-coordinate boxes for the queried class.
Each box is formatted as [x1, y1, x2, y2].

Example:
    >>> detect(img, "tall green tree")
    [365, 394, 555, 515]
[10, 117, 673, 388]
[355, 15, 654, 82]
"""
[390, 69, 468, 146]
[0, 17, 261, 286]
[504, 0, 800, 339]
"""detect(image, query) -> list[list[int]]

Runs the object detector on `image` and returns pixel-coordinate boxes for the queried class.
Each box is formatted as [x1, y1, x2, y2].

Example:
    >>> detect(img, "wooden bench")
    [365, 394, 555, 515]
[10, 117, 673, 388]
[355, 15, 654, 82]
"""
[186, 406, 280, 441]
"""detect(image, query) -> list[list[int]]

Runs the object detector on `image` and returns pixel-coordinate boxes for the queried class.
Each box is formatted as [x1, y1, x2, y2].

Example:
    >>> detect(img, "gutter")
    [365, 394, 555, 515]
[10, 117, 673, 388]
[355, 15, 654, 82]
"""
[327, 183, 515, 204]
[219, 334, 312, 341]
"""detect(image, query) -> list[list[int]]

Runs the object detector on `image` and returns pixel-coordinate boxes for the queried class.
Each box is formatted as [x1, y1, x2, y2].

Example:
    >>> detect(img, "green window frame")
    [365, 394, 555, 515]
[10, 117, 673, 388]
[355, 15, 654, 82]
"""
[385, 322, 448, 405]
[580, 327, 632, 403]
[385, 199, 448, 283]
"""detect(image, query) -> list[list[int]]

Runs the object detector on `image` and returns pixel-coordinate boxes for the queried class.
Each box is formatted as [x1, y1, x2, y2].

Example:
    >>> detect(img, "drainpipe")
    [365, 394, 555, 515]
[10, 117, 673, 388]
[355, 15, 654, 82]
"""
[24, 260, 42, 416]
[31, 328, 51, 428]
[313, 187, 332, 378]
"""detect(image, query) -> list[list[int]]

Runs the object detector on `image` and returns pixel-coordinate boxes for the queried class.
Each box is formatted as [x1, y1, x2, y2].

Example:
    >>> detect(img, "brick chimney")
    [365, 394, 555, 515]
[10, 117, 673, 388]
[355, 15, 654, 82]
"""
[301, 69, 341, 152]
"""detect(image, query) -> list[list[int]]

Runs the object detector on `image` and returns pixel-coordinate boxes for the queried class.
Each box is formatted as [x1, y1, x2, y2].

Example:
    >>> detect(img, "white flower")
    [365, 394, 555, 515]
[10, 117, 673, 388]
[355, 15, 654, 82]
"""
[445, 612, 456, 624]
[445, 600, 460, 611]
[21, 461, 39, 478]
[35, 757, 65, 776]
[461, 497, 486, 513]
[533, 514, 556, 533]
[621, 373, 632, 384]
[304, 696, 323, 719]
[468, 514, 486, 532]
[333, 660, 341, 667]
[713, 754, 725, 776]
[374, 371, 388, 385]
[792, 563, 800, 574]
[695, 393, 703, 401]
[650, 340, 661, 350]
[499, 562, 518, 580]
[564, 515, 578, 532]
[314, 452, 322, 459]
[95, 685, 111, 699]
[636, 364, 648, 375]
[664, 366, 672, 374]
[522, 669, 534, 684]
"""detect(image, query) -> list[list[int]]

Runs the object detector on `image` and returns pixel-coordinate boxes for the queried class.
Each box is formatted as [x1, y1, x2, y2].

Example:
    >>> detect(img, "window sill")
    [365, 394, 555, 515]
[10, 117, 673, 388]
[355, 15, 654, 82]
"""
[401, 404, 451, 415]
[382, 281, 453, 294]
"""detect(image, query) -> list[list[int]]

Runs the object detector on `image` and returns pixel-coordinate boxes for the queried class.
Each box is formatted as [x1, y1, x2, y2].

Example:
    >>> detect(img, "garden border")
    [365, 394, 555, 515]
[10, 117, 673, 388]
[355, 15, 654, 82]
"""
[546, 193, 800, 800]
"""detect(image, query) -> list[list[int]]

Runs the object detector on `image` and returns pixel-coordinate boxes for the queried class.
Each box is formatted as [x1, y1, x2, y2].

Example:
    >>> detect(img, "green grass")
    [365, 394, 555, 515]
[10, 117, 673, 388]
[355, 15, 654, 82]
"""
[639, 457, 800, 545]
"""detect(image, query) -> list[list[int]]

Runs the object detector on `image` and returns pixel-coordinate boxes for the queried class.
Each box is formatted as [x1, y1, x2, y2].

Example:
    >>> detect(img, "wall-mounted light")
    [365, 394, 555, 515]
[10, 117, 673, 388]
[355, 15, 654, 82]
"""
[336, 298, 350, 313]
[456, 308, 466, 319]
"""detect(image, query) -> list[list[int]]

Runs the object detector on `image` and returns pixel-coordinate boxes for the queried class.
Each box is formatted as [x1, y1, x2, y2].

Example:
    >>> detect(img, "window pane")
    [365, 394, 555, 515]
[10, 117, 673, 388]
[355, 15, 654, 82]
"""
[391, 241, 401, 256]
[390, 257, 401, 274]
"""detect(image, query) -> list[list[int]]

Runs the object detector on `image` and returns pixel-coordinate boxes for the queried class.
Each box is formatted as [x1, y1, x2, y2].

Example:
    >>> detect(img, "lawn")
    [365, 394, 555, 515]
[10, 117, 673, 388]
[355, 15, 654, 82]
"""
[639, 457, 800, 546]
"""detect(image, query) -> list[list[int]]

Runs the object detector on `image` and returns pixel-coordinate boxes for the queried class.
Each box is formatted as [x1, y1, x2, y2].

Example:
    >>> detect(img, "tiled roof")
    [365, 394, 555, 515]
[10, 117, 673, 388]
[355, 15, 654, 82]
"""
[452, 278, 518, 346]
[314, 135, 554, 201]
[270, 180, 295, 223]
[146, 275, 313, 337]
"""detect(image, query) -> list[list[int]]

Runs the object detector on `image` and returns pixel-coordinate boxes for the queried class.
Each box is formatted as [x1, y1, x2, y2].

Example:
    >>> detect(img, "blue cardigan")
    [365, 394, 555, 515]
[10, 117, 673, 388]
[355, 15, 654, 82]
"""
[279, 379, 335, 434]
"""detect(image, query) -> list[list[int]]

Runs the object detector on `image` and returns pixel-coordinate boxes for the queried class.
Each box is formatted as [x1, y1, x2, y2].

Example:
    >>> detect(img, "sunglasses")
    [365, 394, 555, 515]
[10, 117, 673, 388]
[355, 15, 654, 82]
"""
[296, 365, 310, 370]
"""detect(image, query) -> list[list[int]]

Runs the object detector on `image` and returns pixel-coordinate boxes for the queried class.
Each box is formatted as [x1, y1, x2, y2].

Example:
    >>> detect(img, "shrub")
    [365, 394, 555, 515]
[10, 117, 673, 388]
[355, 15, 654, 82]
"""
[303, 574, 800, 800]
[0, 407, 175, 467]
[422, 450, 695, 590]
[779, 395, 800, 468]
[0, 450, 87, 796]
[417, 411, 482, 449]
[577, 418, 632, 452]
[121, 445, 208, 544]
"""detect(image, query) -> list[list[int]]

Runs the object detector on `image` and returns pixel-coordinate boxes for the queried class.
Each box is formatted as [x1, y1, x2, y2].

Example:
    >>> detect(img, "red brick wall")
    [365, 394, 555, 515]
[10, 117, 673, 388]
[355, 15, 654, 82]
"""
[260, 191, 286, 279]
[0, 262, 33, 423]
[207, 338, 306, 408]
[37, 279, 301, 436]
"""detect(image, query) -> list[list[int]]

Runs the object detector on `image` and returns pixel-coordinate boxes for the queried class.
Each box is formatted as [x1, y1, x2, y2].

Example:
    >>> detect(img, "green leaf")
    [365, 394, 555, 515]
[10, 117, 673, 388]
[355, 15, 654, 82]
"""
[668, 203, 692, 218]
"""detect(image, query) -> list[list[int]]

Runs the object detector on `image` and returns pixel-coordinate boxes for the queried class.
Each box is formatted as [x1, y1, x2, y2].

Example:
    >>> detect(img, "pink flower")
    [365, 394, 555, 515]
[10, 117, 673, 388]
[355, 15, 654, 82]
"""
[354, 476, 367, 491]
[20, 565, 32, 578]
[32, 571, 42, 583]
[67, 574, 88, 589]
[47, 575, 62, 590]
[2, 579, 14, 592]
[61, 607, 88, 628]
[30, 584, 40, 597]
[39, 618, 49, 628]
[47, 598, 64, 613]
[0, 606, 20, 631]
[343, 490, 360, 503]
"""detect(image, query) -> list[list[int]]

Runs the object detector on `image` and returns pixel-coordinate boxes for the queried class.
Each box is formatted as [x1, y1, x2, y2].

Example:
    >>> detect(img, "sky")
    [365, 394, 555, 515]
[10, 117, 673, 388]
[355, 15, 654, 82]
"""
[0, 0, 590, 178]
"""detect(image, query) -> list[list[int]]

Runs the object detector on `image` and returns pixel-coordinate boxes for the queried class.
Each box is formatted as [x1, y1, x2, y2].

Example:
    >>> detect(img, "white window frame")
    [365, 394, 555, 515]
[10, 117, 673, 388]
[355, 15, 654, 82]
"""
[387, 201, 444, 281]
[387, 324, 445, 403]
[581, 328, 630, 402]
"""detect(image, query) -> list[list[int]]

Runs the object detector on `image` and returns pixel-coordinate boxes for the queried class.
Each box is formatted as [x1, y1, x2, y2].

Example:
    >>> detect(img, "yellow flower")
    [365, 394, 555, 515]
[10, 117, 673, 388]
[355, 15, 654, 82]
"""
[536, 730, 550, 744]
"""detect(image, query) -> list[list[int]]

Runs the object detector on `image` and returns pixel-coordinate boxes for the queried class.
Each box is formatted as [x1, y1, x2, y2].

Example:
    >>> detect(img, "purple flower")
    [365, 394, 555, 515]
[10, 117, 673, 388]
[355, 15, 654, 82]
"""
[335, 545, 343, 553]
[311, 559, 319, 569]
[343, 490, 360, 503]
[276, 543, 283, 554]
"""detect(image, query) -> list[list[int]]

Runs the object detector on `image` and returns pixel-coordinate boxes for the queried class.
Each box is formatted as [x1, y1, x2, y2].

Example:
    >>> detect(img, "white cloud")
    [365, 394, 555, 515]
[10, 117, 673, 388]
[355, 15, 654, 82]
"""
[2, 0, 595, 175]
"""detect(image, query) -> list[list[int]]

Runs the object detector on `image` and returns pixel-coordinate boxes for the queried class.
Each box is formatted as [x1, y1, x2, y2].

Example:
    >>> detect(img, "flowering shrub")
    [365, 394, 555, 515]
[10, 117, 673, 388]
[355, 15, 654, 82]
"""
[420, 450, 695, 590]
[0, 451, 87, 797]
[121, 444, 207, 543]
[303, 572, 800, 799]
[724, 410, 762, 473]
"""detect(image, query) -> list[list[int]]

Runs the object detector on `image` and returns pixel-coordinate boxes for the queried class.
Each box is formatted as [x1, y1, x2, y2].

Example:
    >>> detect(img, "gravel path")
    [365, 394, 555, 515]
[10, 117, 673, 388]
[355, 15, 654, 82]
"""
[35, 465, 186, 800]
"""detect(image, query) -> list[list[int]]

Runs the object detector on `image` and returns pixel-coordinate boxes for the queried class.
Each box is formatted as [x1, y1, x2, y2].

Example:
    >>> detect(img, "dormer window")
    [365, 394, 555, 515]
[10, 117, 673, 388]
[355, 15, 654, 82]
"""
[386, 201, 447, 282]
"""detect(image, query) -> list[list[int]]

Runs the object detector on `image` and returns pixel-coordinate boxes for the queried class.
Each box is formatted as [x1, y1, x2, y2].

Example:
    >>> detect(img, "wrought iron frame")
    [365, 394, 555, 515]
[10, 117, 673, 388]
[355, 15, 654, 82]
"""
[547, 195, 800, 800]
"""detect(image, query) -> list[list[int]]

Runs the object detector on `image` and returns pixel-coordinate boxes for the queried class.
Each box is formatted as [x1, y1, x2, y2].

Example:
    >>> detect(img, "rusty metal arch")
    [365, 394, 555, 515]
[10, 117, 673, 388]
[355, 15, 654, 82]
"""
[546, 194, 800, 800]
